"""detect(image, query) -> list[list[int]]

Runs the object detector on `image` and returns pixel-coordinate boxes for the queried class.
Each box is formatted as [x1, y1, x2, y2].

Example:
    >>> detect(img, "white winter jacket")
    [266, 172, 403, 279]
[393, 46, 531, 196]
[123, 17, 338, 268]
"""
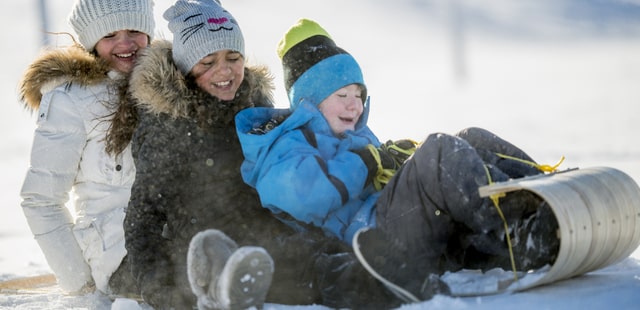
[18, 46, 135, 293]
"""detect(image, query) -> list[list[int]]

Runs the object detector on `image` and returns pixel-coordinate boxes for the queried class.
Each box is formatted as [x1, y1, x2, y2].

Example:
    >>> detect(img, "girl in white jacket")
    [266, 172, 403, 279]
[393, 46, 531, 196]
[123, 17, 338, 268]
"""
[17, 0, 155, 296]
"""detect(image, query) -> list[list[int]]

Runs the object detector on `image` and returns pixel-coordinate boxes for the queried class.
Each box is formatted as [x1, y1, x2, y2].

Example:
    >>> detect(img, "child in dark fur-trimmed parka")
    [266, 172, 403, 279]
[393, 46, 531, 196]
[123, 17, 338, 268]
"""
[122, 1, 397, 309]
[236, 18, 561, 303]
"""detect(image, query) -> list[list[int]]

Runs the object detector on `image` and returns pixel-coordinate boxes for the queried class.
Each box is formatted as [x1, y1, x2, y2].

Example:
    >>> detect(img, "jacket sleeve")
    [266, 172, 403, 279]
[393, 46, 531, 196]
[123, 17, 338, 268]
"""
[20, 90, 92, 292]
[125, 112, 192, 307]
[253, 130, 372, 240]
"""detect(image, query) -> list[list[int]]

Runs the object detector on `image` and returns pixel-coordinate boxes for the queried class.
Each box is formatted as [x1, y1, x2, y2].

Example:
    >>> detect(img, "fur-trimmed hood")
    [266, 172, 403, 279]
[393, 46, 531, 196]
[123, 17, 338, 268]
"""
[129, 40, 274, 121]
[18, 44, 112, 111]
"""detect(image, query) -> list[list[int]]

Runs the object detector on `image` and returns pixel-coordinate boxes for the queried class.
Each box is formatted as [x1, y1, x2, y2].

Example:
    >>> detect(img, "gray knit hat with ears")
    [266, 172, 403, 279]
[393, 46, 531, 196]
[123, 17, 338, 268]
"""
[164, 0, 245, 74]
[68, 0, 155, 51]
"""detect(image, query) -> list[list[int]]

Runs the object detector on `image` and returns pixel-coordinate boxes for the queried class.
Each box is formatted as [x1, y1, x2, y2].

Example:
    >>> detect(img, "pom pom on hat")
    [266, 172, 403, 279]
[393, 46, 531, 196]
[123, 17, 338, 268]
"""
[277, 18, 366, 110]
[164, 0, 245, 75]
[68, 0, 155, 51]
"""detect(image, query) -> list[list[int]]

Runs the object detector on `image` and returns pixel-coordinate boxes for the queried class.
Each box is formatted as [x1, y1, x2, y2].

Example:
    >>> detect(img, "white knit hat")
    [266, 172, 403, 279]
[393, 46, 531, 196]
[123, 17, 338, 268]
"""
[164, 0, 245, 74]
[68, 0, 155, 51]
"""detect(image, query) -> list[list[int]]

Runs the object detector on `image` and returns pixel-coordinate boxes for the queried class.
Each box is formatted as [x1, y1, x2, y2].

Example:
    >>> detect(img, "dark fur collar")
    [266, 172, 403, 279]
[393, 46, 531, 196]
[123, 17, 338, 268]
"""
[129, 40, 274, 122]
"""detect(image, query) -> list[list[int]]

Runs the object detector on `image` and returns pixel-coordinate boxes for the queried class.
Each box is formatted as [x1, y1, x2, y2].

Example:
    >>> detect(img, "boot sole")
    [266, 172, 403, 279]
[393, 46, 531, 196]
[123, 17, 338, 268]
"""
[217, 246, 274, 309]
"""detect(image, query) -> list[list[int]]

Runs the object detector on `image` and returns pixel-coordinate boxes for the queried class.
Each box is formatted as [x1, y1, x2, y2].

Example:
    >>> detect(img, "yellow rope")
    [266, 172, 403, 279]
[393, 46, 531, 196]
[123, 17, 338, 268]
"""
[483, 165, 519, 281]
[496, 154, 565, 173]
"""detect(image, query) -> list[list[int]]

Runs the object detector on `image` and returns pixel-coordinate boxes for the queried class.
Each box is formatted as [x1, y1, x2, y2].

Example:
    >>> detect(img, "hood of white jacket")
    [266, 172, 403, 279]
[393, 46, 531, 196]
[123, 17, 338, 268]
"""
[18, 44, 112, 112]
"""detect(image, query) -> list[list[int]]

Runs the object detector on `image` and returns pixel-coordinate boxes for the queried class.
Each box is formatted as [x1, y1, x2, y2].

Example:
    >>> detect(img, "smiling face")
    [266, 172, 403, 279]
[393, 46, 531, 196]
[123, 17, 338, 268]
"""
[318, 84, 364, 135]
[166, 2, 245, 76]
[94, 30, 149, 74]
[191, 49, 245, 101]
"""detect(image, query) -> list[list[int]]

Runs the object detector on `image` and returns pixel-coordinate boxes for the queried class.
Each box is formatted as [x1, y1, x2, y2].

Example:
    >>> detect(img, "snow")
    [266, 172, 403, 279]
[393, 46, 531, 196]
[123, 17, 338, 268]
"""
[2, 0, 640, 309]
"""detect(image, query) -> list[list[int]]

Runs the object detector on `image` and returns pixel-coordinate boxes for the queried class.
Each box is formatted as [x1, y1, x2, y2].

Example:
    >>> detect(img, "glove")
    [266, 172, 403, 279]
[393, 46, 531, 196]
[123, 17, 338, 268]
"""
[353, 145, 399, 191]
[354, 139, 418, 190]
[379, 139, 418, 167]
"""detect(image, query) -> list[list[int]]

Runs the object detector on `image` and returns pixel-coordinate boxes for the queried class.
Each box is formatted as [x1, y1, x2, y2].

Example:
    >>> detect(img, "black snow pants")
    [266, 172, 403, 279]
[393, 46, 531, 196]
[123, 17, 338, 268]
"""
[374, 127, 546, 279]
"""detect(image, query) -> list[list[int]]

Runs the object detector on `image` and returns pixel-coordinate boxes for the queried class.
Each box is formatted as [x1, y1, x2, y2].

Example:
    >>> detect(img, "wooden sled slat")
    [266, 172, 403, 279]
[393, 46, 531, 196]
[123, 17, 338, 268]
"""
[0, 273, 58, 295]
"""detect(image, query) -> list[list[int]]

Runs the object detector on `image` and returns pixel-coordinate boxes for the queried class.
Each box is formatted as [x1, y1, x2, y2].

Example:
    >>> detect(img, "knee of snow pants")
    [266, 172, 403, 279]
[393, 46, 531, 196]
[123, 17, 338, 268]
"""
[455, 127, 542, 178]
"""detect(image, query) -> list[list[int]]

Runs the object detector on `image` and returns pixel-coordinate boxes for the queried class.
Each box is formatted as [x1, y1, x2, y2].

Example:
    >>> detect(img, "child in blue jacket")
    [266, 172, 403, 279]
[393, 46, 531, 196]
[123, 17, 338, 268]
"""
[236, 18, 560, 301]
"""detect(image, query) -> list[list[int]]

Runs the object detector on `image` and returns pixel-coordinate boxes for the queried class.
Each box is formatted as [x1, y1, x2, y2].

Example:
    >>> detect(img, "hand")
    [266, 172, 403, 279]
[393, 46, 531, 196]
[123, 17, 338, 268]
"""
[353, 145, 399, 190]
[379, 139, 418, 167]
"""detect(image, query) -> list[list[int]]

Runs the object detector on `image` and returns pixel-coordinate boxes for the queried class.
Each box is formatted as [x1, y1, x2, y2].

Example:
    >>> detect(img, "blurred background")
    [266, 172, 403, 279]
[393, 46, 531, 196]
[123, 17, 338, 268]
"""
[2, 0, 640, 273]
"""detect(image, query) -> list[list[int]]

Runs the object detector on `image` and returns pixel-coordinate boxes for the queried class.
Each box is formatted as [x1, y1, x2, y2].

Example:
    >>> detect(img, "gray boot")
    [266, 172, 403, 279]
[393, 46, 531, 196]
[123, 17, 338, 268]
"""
[188, 229, 274, 310]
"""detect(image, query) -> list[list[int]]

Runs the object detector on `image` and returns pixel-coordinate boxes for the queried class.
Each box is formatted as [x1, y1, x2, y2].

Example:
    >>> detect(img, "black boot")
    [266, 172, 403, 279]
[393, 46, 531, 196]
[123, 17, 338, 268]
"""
[464, 191, 560, 272]
[509, 196, 560, 271]
[352, 228, 451, 304]
[314, 251, 401, 309]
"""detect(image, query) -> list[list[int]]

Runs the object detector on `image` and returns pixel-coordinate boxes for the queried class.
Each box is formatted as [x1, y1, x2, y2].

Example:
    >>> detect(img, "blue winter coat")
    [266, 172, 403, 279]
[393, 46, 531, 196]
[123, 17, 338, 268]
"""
[236, 99, 381, 244]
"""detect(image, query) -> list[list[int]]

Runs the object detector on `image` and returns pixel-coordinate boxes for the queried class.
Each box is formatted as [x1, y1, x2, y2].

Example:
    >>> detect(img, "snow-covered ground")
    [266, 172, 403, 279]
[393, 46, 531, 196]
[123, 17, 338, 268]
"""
[2, 0, 640, 309]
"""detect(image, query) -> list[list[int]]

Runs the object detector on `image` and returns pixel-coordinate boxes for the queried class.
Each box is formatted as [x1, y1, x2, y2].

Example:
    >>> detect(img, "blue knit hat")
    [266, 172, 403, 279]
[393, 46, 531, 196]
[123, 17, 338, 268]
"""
[164, 0, 245, 74]
[277, 19, 366, 111]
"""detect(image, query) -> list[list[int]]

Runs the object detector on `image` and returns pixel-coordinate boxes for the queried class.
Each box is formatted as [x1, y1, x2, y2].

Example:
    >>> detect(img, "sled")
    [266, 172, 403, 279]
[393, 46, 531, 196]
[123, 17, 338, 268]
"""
[0, 273, 59, 295]
[355, 166, 640, 301]
[0, 273, 145, 303]
[458, 166, 640, 295]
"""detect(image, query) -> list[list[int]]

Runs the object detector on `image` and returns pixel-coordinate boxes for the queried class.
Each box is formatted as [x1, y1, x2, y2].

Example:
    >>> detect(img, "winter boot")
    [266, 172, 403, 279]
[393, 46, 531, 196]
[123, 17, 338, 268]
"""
[466, 191, 561, 272]
[507, 194, 561, 271]
[352, 227, 451, 304]
[188, 229, 274, 310]
[314, 252, 401, 309]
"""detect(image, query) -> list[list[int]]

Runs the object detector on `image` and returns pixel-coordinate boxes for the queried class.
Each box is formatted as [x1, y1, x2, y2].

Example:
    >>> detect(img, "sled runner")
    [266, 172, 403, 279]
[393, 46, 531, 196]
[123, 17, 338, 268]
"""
[355, 166, 640, 299]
